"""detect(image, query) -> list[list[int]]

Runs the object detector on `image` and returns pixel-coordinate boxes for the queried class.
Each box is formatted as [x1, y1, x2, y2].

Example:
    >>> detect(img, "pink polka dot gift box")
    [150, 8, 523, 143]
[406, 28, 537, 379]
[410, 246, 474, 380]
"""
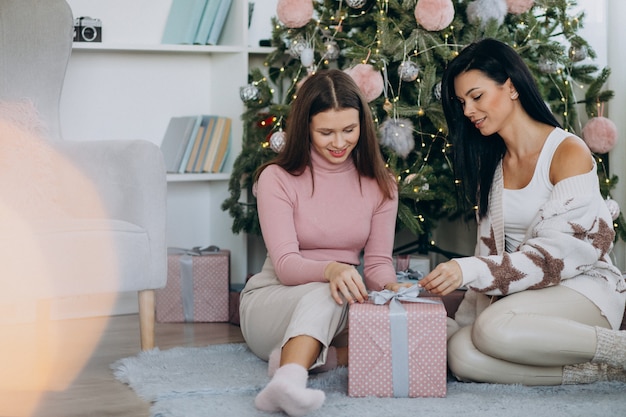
[348, 287, 447, 397]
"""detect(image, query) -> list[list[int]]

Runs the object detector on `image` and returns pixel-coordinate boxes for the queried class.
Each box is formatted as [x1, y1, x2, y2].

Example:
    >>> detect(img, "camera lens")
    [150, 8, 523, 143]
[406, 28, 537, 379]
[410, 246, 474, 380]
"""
[81, 25, 97, 42]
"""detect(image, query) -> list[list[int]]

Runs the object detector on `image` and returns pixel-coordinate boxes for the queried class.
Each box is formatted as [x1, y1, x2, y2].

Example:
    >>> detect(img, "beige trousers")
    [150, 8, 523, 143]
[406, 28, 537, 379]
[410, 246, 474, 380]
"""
[239, 257, 349, 367]
[448, 285, 611, 385]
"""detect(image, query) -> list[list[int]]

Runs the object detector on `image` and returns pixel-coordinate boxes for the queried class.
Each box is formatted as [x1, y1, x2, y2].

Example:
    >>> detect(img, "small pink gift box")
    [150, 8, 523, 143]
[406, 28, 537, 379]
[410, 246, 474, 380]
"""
[156, 247, 230, 323]
[348, 294, 447, 398]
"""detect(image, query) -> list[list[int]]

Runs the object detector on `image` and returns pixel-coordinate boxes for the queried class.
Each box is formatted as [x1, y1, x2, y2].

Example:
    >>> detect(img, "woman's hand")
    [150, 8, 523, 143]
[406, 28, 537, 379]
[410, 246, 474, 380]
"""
[383, 282, 415, 292]
[420, 260, 463, 296]
[324, 262, 369, 305]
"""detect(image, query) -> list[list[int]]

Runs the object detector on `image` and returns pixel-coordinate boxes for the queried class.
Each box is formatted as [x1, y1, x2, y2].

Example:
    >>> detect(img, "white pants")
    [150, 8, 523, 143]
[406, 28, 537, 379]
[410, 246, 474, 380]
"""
[448, 285, 611, 385]
[239, 257, 349, 367]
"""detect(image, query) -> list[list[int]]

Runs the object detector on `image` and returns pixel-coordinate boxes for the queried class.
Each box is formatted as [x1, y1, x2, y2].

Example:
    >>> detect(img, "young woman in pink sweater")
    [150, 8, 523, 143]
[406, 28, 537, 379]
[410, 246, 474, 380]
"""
[421, 38, 626, 386]
[239, 69, 409, 416]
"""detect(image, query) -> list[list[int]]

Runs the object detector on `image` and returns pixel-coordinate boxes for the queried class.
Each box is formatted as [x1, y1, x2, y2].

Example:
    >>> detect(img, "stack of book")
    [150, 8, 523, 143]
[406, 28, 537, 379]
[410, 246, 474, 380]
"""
[160, 115, 232, 174]
[161, 0, 233, 45]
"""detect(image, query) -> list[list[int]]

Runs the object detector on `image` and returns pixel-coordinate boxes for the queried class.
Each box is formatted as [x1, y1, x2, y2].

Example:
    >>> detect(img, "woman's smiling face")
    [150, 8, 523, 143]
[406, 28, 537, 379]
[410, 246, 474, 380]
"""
[454, 69, 515, 137]
[310, 107, 360, 164]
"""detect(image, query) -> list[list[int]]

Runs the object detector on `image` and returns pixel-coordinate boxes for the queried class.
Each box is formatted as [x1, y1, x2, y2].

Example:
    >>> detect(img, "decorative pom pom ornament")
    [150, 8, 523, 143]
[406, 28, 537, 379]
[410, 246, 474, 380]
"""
[466, 0, 508, 27]
[346, 0, 368, 8]
[344, 64, 384, 102]
[398, 61, 420, 82]
[269, 130, 286, 153]
[276, 0, 314, 29]
[506, 0, 534, 14]
[300, 47, 315, 67]
[538, 58, 558, 74]
[606, 198, 621, 221]
[240, 84, 260, 103]
[582, 116, 618, 154]
[379, 117, 415, 158]
[414, 0, 455, 32]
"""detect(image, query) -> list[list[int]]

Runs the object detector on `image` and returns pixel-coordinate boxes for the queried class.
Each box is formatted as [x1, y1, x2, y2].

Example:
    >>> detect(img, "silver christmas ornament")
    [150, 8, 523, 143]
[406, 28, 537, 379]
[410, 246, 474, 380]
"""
[398, 61, 420, 82]
[239, 84, 260, 103]
[269, 130, 286, 153]
[433, 81, 442, 100]
[287, 36, 307, 58]
[345, 0, 368, 8]
[606, 198, 620, 221]
[569, 44, 588, 62]
[323, 40, 340, 60]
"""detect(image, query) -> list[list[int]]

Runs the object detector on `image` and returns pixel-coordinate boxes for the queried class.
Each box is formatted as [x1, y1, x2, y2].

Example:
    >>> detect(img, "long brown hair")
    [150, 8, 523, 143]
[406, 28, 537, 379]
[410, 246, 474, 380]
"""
[256, 69, 396, 199]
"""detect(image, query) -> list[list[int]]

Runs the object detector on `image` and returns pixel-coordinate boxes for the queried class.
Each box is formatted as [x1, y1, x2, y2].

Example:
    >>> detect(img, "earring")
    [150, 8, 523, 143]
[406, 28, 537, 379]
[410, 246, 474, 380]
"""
[511, 92, 519, 100]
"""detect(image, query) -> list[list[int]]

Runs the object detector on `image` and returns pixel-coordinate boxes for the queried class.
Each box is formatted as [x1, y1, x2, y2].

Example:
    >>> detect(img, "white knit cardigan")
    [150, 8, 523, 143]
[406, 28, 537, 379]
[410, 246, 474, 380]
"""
[454, 160, 626, 330]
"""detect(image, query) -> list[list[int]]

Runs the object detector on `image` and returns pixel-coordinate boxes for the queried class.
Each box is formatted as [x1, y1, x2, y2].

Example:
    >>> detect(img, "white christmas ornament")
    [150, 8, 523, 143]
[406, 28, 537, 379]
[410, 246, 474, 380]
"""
[466, 0, 508, 27]
[300, 47, 315, 67]
[606, 198, 620, 221]
[398, 61, 420, 82]
[269, 130, 286, 153]
[379, 117, 415, 158]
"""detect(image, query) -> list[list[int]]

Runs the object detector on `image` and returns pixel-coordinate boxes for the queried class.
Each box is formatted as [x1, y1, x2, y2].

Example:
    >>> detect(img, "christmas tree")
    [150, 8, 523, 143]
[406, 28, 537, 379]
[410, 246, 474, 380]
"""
[222, 0, 625, 246]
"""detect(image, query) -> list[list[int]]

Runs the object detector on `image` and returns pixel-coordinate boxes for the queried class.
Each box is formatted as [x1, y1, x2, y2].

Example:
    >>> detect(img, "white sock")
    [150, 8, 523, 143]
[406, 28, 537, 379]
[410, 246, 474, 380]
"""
[255, 364, 325, 417]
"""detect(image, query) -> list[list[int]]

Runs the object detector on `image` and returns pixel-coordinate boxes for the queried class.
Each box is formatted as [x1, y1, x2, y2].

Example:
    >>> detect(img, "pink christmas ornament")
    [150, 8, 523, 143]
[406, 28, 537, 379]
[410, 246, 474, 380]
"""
[506, 0, 534, 14]
[276, 0, 314, 29]
[344, 64, 384, 102]
[414, 0, 455, 31]
[582, 116, 618, 154]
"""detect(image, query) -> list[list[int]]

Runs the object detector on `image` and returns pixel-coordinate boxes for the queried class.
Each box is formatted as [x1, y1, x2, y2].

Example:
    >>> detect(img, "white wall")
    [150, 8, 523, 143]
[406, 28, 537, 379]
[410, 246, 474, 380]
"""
[607, 0, 626, 271]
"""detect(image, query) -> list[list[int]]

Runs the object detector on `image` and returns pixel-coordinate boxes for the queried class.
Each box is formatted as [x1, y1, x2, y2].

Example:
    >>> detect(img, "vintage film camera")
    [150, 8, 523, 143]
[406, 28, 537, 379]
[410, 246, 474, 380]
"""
[73, 16, 102, 42]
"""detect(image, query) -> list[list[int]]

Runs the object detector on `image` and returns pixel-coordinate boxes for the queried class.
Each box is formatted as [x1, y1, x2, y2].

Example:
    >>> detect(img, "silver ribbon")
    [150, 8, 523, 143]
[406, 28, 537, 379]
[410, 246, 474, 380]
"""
[369, 285, 440, 397]
[168, 246, 220, 322]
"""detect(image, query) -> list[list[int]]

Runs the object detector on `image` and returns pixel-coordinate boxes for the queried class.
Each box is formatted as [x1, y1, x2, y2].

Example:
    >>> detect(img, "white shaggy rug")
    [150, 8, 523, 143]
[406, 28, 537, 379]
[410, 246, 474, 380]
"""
[111, 343, 626, 417]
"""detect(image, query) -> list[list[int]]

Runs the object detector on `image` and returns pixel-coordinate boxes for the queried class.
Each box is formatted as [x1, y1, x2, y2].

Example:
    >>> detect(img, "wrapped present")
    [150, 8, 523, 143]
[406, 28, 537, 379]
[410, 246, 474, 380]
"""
[393, 254, 430, 282]
[348, 286, 447, 398]
[156, 246, 230, 323]
[228, 283, 245, 326]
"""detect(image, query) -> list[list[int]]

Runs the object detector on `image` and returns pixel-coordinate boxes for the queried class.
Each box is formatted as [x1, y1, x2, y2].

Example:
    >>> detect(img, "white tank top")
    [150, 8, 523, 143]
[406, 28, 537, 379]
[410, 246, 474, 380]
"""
[502, 128, 569, 252]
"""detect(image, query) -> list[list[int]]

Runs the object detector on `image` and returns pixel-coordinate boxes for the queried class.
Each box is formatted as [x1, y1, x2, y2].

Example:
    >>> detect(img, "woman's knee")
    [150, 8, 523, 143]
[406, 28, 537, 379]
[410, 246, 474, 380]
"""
[447, 326, 483, 382]
[471, 303, 518, 356]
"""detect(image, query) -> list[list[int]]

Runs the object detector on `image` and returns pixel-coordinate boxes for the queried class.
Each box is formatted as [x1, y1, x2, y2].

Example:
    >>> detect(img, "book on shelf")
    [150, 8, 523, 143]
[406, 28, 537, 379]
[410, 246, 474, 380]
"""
[161, 0, 208, 45]
[207, 0, 233, 45]
[159, 115, 201, 173]
[161, 0, 231, 46]
[191, 116, 218, 172]
[183, 122, 206, 172]
[193, 0, 221, 45]
[208, 117, 232, 173]
[161, 114, 231, 174]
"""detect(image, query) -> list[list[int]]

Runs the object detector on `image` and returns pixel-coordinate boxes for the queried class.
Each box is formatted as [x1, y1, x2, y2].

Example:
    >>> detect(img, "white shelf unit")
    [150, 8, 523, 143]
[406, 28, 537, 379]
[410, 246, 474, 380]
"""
[60, 0, 272, 286]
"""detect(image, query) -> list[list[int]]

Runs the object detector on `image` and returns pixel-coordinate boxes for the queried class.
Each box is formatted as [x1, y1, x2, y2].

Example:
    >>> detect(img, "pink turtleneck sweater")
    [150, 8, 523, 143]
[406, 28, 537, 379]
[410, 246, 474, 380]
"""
[255, 148, 398, 291]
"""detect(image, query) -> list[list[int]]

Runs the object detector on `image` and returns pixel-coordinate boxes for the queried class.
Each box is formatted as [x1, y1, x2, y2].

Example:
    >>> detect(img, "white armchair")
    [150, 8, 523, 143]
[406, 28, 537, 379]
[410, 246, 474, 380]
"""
[0, 0, 167, 357]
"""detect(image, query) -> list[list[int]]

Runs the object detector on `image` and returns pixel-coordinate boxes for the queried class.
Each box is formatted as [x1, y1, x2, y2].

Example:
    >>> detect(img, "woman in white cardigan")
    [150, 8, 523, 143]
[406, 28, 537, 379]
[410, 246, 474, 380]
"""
[421, 38, 626, 385]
